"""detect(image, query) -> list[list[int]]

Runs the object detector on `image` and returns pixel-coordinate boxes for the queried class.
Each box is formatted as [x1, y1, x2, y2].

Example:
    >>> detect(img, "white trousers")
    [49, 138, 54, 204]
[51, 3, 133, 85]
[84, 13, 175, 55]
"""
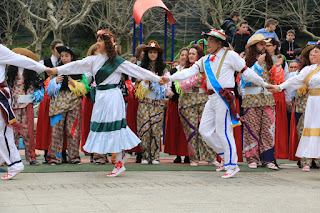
[0, 94, 24, 173]
[199, 94, 238, 170]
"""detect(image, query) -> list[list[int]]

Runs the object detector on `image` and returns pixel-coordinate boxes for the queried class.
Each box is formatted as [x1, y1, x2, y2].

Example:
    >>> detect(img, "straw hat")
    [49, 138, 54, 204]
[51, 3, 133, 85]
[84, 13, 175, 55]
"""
[142, 40, 164, 53]
[301, 41, 320, 56]
[201, 29, 229, 47]
[12, 48, 39, 62]
[245, 33, 272, 49]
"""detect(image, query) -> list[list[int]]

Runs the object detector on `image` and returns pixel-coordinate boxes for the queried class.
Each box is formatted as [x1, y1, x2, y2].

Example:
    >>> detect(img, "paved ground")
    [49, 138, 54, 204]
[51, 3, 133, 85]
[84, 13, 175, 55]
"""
[0, 162, 320, 213]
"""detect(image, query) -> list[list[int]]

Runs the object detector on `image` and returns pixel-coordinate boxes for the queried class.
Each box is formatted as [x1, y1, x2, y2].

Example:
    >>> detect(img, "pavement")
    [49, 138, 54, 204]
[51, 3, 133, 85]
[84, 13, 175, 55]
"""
[0, 162, 320, 213]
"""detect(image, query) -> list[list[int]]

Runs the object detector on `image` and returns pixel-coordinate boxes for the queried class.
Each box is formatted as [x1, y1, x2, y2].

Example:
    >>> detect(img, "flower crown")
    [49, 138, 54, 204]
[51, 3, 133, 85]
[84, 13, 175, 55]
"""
[97, 30, 112, 39]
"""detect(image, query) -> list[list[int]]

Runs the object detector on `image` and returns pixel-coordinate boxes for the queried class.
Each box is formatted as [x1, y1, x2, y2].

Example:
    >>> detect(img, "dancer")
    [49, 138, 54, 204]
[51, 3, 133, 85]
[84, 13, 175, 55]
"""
[161, 29, 270, 178]
[175, 45, 218, 166]
[164, 48, 189, 164]
[46, 46, 87, 165]
[267, 43, 320, 163]
[7, 48, 44, 166]
[0, 41, 46, 180]
[241, 34, 284, 170]
[45, 30, 160, 177]
[37, 40, 64, 164]
[135, 40, 167, 165]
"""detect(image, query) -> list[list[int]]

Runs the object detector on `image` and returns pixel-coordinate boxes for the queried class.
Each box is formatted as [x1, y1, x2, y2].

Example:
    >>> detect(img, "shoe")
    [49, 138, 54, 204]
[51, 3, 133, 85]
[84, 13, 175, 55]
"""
[184, 156, 190, 163]
[90, 154, 94, 163]
[72, 160, 82, 165]
[122, 153, 130, 164]
[312, 160, 319, 169]
[221, 166, 240, 179]
[208, 161, 221, 167]
[152, 160, 160, 165]
[216, 160, 225, 172]
[49, 162, 58, 166]
[42, 157, 48, 164]
[30, 161, 40, 166]
[297, 160, 302, 168]
[107, 161, 126, 177]
[1, 168, 24, 180]
[302, 166, 310, 172]
[266, 163, 278, 170]
[105, 158, 109, 163]
[136, 153, 142, 163]
[173, 156, 181, 163]
[190, 162, 198, 166]
[141, 159, 149, 164]
[248, 162, 257, 169]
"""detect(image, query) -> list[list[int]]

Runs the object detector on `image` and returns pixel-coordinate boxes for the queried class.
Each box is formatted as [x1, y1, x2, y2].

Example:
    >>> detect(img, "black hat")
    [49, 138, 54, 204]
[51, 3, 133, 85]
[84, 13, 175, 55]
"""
[56, 46, 77, 59]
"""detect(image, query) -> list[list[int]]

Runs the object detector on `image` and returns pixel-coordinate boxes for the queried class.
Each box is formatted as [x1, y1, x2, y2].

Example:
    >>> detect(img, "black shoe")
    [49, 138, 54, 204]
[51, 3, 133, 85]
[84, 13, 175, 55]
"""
[312, 160, 319, 169]
[173, 156, 181, 163]
[90, 154, 94, 163]
[72, 160, 82, 165]
[30, 161, 40, 166]
[105, 158, 109, 163]
[136, 153, 142, 163]
[62, 150, 68, 163]
[184, 156, 190, 163]
[297, 160, 301, 168]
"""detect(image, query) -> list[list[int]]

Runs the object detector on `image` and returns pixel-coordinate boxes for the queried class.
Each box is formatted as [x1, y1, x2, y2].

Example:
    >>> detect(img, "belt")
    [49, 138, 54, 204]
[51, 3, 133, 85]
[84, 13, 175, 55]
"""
[96, 84, 117, 90]
[207, 88, 234, 95]
[244, 87, 271, 95]
[207, 89, 215, 95]
[308, 88, 320, 96]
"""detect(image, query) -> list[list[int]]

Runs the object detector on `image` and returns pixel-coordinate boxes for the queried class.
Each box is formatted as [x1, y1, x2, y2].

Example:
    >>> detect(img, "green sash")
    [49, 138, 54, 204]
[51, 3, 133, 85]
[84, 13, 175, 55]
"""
[95, 56, 125, 85]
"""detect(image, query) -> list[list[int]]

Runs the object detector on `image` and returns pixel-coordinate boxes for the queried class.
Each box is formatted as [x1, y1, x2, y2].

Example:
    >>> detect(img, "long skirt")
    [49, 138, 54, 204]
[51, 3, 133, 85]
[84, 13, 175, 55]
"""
[273, 92, 288, 159]
[164, 100, 188, 156]
[83, 87, 140, 154]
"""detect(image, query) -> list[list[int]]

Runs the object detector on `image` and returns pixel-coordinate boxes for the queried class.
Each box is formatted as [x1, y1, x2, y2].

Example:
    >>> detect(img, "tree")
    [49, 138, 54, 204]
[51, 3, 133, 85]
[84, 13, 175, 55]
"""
[0, 0, 23, 47]
[12, 0, 103, 56]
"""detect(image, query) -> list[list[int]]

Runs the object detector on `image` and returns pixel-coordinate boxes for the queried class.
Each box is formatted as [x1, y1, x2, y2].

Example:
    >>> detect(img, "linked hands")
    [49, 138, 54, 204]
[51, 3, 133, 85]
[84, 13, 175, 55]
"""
[265, 84, 281, 93]
[45, 67, 58, 76]
[159, 76, 170, 85]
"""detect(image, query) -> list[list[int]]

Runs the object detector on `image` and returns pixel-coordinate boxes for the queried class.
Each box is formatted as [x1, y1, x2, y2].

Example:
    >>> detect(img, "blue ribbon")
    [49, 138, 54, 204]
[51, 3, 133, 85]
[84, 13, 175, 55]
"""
[204, 55, 240, 127]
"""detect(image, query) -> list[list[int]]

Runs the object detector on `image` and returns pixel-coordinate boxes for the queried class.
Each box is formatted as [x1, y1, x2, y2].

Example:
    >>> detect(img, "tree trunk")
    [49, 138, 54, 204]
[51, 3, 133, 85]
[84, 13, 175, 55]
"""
[34, 39, 43, 59]
[4, 32, 13, 47]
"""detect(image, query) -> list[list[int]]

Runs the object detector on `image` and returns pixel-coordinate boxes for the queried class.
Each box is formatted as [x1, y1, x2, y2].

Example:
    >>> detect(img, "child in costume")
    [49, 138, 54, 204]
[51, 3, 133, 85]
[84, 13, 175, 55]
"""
[46, 46, 88, 165]
[46, 30, 160, 177]
[7, 48, 44, 166]
[135, 40, 167, 165]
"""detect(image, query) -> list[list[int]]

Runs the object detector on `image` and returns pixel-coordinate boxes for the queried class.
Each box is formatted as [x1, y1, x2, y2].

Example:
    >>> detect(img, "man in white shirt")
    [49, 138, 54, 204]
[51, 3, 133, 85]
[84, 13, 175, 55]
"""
[0, 41, 46, 180]
[161, 29, 270, 178]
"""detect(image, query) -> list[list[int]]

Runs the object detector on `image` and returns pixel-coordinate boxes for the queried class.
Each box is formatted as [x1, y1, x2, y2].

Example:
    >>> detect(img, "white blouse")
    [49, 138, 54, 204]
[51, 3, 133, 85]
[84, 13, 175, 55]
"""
[57, 53, 160, 85]
[169, 48, 268, 90]
[280, 64, 320, 91]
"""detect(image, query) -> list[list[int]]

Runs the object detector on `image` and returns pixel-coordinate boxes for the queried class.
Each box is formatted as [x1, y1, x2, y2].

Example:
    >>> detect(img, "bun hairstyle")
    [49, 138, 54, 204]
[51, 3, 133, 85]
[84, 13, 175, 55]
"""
[96, 29, 117, 65]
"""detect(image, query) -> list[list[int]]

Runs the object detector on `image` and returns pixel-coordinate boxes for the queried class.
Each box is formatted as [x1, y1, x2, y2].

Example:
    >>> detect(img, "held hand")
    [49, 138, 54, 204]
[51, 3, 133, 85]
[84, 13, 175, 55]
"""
[160, 76, 170, 85]
[167, 91, 174, 98]
[275, 55, 284, 67]
[55, 75, 64, 83]
[45, 67, 58, 76]
[68, 77, 76, 87]
[265, 84, 281, 93]
[257, 53, 266, 66]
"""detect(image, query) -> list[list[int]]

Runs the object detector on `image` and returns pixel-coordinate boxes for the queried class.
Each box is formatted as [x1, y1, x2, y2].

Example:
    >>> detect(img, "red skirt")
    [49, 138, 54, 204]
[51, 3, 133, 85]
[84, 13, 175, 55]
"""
[35, 94, 52, 150]
[164, 100, 188, 156]
[288, 101, 299, 161]
[126, 96, 142, 153]
[234, 99, 243, 162]
[273, 91, 288, 159]
[81, 96, 94, 152]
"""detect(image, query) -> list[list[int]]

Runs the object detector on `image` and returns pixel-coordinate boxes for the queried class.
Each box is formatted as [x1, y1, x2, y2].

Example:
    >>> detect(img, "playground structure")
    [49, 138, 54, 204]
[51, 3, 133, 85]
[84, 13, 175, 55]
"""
[132, 0, 175, 62]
